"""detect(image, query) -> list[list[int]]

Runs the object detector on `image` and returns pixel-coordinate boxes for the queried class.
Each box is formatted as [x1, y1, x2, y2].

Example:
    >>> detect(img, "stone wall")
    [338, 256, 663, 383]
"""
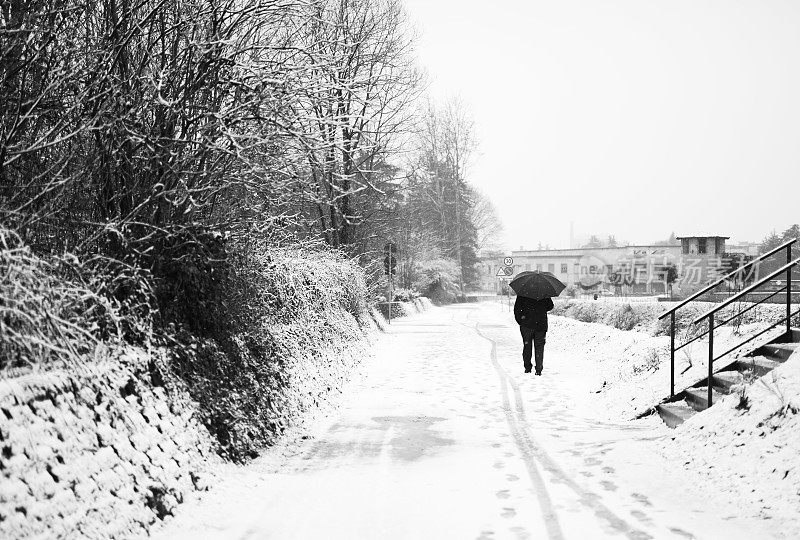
[0, 348, 215, 539]
[0, 299, 428, 539]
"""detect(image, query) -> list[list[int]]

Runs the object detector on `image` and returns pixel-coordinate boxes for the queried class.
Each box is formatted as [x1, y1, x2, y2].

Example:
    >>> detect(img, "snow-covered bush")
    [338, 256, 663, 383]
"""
[1, 222, 374, 461]
[166, 237, 373, 460]
[556, 298, 800, 338]
[393, 288, 418, 302]
[0, 226, 153, 371]
[603, 303, 642, 331]
[413, 257, 461, 305]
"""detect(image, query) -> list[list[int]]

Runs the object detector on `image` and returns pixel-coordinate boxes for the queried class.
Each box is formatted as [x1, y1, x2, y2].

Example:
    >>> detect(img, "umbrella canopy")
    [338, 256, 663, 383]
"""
[509, 271, 566, 300]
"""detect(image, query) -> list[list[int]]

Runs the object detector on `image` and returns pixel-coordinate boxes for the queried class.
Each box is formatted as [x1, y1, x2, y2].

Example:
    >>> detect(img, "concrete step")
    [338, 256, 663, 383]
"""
[656, 402, 696, 428]
[684, 386, 725, 411]
[757, 343, 798, 361]
[711, 371, 742, 394]
[789, 327, 800, 342]
[730, 355, 782, 377]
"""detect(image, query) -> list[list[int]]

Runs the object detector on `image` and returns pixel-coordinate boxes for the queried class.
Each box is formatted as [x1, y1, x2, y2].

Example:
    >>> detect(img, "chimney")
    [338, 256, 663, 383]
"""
[570, 221, 575, 249]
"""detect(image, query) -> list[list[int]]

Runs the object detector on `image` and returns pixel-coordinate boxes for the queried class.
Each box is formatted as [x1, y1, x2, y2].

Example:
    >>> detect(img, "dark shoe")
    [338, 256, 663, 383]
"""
[524, 368, 532, 373]
[535, 370, 542, 376]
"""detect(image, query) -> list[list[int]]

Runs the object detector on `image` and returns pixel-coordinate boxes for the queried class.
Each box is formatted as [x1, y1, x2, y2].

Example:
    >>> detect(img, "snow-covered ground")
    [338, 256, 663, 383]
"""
[150, 302, 797, 539]
[550, 298, 786, 419]
[546, 316, 783, 420]
[663, 350, 800, 532]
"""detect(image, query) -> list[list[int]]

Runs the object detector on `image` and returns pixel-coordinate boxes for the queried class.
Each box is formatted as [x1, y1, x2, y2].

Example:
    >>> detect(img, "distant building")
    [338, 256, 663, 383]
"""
[676, 235, 728, 256]
[477, 234, 756, 298]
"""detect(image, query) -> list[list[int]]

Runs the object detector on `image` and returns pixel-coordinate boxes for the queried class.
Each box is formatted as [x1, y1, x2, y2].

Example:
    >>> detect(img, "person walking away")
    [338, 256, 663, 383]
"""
[513, 296, 554, 375]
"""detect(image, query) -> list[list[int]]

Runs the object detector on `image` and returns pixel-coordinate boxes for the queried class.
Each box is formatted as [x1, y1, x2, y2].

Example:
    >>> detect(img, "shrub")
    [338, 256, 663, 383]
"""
[165, 237, 372, 460]
[414, 257, 460, 305]
[0, 226, 152, 370]
[393, 288, 417, 302]
[604, 304, 641, 331]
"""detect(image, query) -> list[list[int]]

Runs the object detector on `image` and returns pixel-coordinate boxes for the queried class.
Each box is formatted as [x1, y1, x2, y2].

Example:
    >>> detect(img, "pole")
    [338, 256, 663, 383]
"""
[388, 267, 393, 325]
[708, 313, 714, 407]
[787, 244, 792, 339]
[670, 311, 675, 398]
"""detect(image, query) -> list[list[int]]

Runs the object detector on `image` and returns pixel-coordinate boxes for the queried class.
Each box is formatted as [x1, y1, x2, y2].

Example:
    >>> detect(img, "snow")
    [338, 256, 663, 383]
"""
[550, 299, 787, 418]
[662, 349, 800, 535]
[150, 301, 796, 539]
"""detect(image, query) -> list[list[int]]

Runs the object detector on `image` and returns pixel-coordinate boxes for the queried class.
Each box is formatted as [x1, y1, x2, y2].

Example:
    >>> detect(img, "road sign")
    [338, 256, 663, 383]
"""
[503, 257, 514, 266]
[496, 266, 514, 278]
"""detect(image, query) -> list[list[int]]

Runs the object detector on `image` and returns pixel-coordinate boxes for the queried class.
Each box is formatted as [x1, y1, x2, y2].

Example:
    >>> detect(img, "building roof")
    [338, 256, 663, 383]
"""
[675, 235, 730, 240]
[510, 244, 677, 255]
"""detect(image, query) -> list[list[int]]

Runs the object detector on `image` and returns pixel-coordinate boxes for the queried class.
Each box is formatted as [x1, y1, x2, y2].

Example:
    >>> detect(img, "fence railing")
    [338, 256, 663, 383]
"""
[658, 238, 797, 398]
[692, 256, 800, 406]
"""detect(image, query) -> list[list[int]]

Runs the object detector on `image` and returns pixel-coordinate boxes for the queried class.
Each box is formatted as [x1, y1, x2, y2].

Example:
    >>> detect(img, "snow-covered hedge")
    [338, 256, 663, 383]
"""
[374, 297, 433, 320]
[553, 298, 798, 337]
[0, 227, 379, 535]
[160, 239, 376, 461]
[0, 226, 152, 372]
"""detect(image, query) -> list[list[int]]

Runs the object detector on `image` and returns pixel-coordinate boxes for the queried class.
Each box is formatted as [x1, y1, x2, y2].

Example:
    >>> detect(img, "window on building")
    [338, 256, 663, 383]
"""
[682, 241, 689, 255]
[698, 238, 707, 254]
[536, 264, 542, 271]
[561, 263, 568, 274]
[548, 263, 555, 273]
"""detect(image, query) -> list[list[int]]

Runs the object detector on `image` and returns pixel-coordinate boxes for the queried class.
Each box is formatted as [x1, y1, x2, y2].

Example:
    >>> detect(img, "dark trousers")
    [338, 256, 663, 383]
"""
[520, 326, 546, 373]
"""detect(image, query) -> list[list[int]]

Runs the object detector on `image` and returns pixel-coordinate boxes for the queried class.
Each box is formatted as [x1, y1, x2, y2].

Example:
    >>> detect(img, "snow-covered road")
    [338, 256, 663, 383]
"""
[152, 303, 771, 540]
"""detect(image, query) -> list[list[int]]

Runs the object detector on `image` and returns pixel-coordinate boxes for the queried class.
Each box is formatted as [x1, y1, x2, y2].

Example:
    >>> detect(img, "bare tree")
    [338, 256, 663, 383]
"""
[410, 97, 477, 292]
[1, 0, 311, 257]
[288, 0, 421, 249]
[469, 189, 504, 252]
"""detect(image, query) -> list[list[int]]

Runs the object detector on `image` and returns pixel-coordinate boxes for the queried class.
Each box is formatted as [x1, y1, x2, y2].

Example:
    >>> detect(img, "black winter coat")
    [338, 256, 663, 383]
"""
[514, 297, 554, 331]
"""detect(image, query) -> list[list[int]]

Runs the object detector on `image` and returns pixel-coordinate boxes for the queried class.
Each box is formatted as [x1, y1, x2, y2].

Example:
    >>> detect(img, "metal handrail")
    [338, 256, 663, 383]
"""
[692, 257, 800, 325]
[657, 237, 797, 320]
[712, 308, 800, 363]
[673, 287, 786, 352]
[663, 239, 796, 400]
[695, 253, 798, 408]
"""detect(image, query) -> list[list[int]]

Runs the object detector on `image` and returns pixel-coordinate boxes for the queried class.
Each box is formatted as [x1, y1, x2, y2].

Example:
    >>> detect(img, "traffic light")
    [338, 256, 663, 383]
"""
[384, 242, 397, 275]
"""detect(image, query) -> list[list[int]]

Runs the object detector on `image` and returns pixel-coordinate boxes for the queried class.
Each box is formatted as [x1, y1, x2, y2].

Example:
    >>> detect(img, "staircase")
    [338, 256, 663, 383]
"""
[657, 328, 800, 428]
[655, 238, 800, 428]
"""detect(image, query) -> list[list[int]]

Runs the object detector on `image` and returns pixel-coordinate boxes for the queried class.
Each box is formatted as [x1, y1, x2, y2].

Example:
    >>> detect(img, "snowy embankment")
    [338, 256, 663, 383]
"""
[546, 300, 800, 532]
[662, 349, 800, 529]
[551, 298, 795, 418]
[0, 228, 417, 539]
[547, 315, 778, 420]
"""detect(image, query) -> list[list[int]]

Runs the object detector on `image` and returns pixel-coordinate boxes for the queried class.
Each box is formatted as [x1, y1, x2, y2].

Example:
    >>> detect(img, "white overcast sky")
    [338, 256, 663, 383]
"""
[402, 0, 800, 250]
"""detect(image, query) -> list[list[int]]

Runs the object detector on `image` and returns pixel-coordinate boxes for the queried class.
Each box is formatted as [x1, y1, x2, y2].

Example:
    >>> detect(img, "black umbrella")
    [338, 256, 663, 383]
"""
[509, 271, 566, 300]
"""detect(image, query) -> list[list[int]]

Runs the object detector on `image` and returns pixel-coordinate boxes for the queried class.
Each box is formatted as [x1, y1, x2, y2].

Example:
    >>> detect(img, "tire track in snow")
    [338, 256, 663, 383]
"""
[472, 323, 565, 540]
[472, 320, 654, 540]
